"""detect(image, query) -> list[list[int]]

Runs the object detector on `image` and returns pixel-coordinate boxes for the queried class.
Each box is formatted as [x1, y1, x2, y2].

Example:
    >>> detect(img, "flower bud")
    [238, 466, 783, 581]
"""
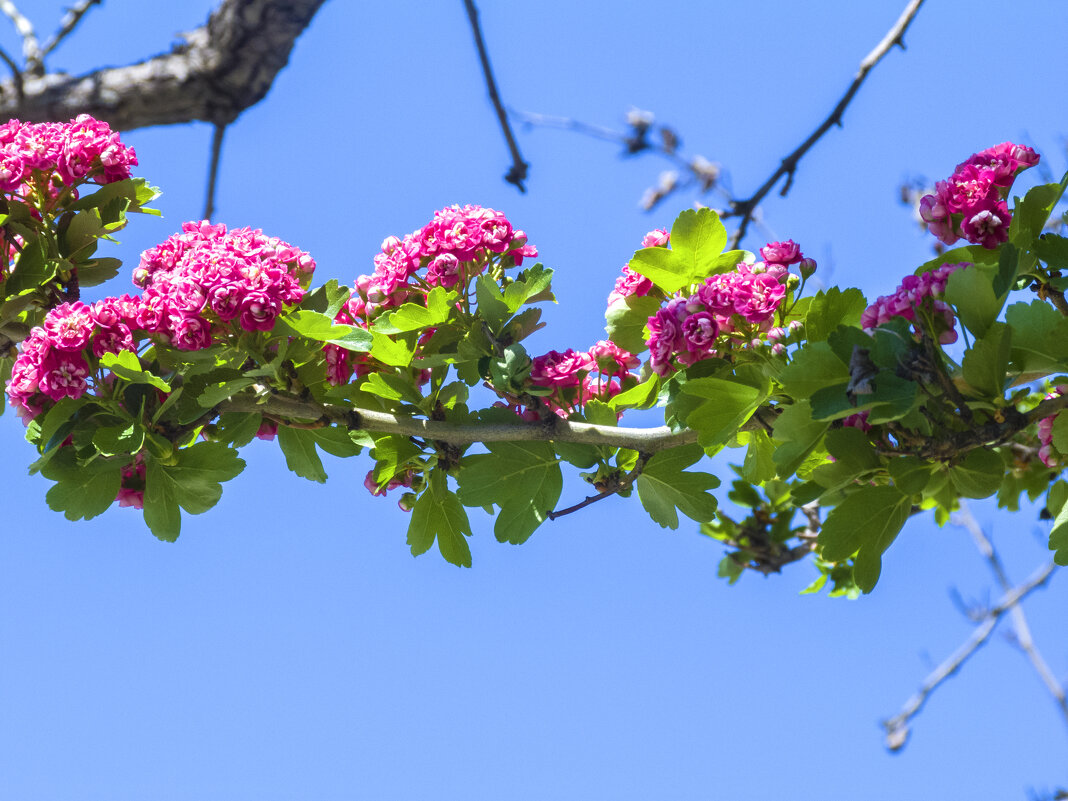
[398, 492, 418, 513]
[799, 257, 817, 279]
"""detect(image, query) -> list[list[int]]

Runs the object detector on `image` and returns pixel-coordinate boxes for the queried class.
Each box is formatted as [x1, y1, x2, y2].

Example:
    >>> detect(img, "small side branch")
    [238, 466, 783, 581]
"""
[203, 122, 227, 221]
[462, 0, 528, 192]
[0, 0, 41, 75]
[727, 0, 926, 247]
[881, 557, 1058, 751]
[547, 452, 651, 520]
[41, 0, 102, 61]
[957, 503, 1068, 732]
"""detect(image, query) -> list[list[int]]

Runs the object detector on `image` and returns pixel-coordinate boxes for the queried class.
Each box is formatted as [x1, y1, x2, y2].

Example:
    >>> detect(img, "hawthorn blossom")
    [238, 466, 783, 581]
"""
[860, 262, 967, 344]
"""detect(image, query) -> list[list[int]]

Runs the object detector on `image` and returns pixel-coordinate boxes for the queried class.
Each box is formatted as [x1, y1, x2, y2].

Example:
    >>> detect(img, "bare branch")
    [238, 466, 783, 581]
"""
[0, 0, 41, 75]
[957, 503, 1068, 732]
[41, 0, 102, 62]
[0, 0, 326, 131]
[727, 0, 926, 247]
[881, 557, 1058, 751]
[0, 42, 23, 103]
[547, 453, 651, 520]
[462, 0, 528, 192]
[203, 122, 227, 221]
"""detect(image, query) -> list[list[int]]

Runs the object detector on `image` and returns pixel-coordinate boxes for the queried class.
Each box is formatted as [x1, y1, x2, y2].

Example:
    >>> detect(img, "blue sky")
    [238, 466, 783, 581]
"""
[1, 1, 1067, 799]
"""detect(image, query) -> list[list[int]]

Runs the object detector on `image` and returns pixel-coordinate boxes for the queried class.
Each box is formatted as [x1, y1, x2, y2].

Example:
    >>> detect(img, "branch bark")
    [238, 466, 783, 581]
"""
[0, 0, 326, 129]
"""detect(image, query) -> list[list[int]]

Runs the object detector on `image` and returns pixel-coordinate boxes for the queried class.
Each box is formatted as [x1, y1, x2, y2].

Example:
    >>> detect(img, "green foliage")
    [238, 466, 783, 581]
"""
[636, 443, 719, 529]
[817, 485, 912, 593]
[458, 441, 562, 544]
[408, 470, 473, 567]
[142, 443, 245, 541]
[605, 295, 660, 354]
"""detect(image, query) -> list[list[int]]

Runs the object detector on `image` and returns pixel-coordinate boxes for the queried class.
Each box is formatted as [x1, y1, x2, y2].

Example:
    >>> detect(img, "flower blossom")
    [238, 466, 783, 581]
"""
[861, 262, 967, 344]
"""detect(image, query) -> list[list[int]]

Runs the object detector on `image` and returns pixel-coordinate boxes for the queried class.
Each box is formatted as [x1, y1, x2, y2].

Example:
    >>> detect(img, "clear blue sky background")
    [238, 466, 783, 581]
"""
[1, 2, 1066, 799]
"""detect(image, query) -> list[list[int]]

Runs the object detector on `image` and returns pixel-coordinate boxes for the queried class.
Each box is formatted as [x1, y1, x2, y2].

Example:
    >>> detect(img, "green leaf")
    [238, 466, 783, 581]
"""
[605, 294, 660, 354]
[1034, 233, 1068, 270]
[636, 443, 719, 529]
[948, 449, 1005, 499]
[628, 247, 687, 294]
[100, 350, 172, 392]
[803, 288, 866, 343]
[278, 310, 359, 344]
[6, 238, 56, 294]
[371, 434, 423, 485]
[817, 485, 912, 593]
[824, 427, 879, 472]
[1011, 180, 1068, 245]
[944, 265, 1000, 339]
[1005, 300, 1068, 374]
[142, 443, 245, 542]
[197, 377, 257, 408]
[772, 401, 829, 478]
[407, 470, 472, 566]
[608, 376, 659, 411]
[92, 421, 145, 457]
[310, 426, 364, 458]
[992, 243, 1019, 298]
[69, 177, 161, 214]
[670, 207, 728, 284]
[779, 342, 849, 399]
[740, 429, 776, 484]
[475, 275, 511, 329]
[915, 244, 1000, 275]
[503, 263, 554, 311]
[680, 377, 764, 450]
[77, 257, 123, 288]
[40, 447, 122, 521]
[1051, 414, 1068, 455]
[457, 441, 562, 544]
[961, 322, 1011, 398]
[372, 287, 452, 334]
[369, 331, 414, 367]
[276, 426, 327, 483]
[362, 371, 423, 404]
[888, 456, 935, 496]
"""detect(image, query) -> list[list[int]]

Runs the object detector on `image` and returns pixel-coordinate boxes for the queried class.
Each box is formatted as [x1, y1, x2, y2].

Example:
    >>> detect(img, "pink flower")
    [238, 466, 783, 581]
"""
[760, 240, 802, 265]
[43, 302, 93, 352]
[530, 349, 594, 388]
[607, 265, 654, 307]
[641, 228, 670, 248]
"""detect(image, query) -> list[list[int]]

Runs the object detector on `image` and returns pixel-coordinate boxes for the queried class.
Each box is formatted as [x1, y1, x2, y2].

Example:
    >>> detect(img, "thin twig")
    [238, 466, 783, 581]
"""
[0, 43, 22, 104]
[547, 452, 650, 520]
[510, 108, 732, 213]
[881, 557, 1058, 751]
[41, 0, 102, 61]
[727, 0, 926, 248]
[0, 0, 41, 75]
[957, 503, 1068, 732]
[461, 0, 528, 192]
[203, 122, 227, 221]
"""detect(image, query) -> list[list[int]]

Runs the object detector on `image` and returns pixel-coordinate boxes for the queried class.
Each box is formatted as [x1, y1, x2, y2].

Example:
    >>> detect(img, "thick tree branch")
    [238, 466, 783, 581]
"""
[881, 557, 1058, 751]
[727, 0, 926, 247]
[221, 390, 702, 452]
[462, 0, 528, 192]
[0, 0, 326, 130]
[0, 0, 41, 75]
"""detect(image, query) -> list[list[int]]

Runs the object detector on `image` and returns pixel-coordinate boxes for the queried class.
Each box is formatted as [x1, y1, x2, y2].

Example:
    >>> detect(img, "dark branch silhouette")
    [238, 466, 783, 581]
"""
[462, 0, 528, 192]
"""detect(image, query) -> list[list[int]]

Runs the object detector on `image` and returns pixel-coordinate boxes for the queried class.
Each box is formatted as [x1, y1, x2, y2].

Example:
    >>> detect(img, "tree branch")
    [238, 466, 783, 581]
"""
[957, 503, 1068, 732]
[203, 122, 227, 221]
[547, 452, 651, 520]
[0, 0, 326, 130]
[726, 0, 926, 247]
[221, 390, 702, 452]
[0, 0, 41, 75]
[881, 557, 1058, 751]
[462, 0, 528, 192]
[41, 0, 102, 62]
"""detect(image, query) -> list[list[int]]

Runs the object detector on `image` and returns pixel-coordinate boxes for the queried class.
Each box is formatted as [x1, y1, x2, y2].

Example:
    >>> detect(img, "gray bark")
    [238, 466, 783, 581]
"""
[0, 0, 327, 129]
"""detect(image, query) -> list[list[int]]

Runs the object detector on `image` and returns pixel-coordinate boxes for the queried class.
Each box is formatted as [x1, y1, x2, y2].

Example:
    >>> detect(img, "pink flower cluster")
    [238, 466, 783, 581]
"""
[6, 297, 144, 417]
[0, 114, 137, 192]
[515, 340, 640, 419]
[645, 240, 807, 376]
[328, 205, 536, 386]
[919, 143, 1039, 249]
[606, 228, 667, 307]
[860, 262, 967, 344]
[134, 220, 315, 345]
[1037, 387, 1065, 469]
